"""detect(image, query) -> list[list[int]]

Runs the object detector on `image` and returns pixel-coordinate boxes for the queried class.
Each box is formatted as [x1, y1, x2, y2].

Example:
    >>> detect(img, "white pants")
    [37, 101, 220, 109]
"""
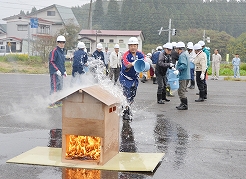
[212, 61, 220, 78]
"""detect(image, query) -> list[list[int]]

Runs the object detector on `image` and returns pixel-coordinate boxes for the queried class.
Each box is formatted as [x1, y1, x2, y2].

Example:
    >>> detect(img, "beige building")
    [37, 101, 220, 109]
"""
[78, 30, 144, 54]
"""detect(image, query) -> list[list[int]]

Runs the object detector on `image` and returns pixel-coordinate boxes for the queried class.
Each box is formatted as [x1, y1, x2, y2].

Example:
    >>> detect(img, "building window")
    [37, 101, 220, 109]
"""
[99, 39, 104, 43]
[109, 39, 114, 43]
[47, 11, 55, 16]
[119, 39, 124, 43]
[0, 46, 5, 49]
[17, 24, 28, 31]
[0, 42, 3, 45]
[39, 25, 50, 34]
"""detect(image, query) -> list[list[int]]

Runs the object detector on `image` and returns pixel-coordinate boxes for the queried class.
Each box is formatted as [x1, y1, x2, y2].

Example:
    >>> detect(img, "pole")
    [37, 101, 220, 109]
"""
[28, 23, 30, 56]
[203, 30, 205, 42]
[88, 0, 93, 29]
[168, 19, 171, 43]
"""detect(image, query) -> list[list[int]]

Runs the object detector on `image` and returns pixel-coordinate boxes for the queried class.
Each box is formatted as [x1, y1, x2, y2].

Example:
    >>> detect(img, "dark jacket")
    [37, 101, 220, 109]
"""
[171, 49, 179, 64]
[155, 51, 172, 76]
[73, 49, 88, 68]
[93, 50, 105, 64]
[151, 50, 161, 64]
[49, 46, 66, 75]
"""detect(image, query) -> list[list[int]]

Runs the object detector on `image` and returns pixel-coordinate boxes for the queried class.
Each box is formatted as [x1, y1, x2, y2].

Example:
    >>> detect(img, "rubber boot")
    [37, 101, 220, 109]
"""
[195, 91, 205, 102]
[188, 80, 195, 89]
[162, 91, 170, 102]
[141, 76, 146, 83]
[204, 89, 207, 99]
[177, 98, 188, 110]
[153, 77, 157, 84]
[157, 94, 165, 104]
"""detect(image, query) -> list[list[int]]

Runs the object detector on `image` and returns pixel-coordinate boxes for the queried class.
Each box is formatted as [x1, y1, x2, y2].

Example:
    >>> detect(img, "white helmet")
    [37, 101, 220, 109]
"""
[198, 40, 205, 46]
[187, 45, 194, 50]
[128, 37, 139, 45]
[97, 43, 103, 49]
[171, 42, 177, 47]
[193, 43, 202, 50]
[163, 42, 173, 50]
[156, 46, 163, 51]
[77, 42, 85, 49]
[176, 41, 185, 48]
[147, 53, 152, 57]
[57, 35, 66, 42]
[187, 42, 193, 47]
[114, 44, 120, 48]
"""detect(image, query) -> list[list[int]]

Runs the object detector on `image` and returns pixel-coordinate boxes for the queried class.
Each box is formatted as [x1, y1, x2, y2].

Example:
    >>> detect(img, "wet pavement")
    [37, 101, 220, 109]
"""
[0, 73, 246, 179]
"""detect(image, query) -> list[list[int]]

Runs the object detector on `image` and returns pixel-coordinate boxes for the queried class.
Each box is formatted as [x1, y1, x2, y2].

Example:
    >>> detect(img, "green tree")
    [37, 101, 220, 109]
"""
[31, 7, 37, 13]
[19, 10, 25, 15]
[57, 22, 80, 50]
[92, 0, 104, 29]
[105, 0, 121, 30]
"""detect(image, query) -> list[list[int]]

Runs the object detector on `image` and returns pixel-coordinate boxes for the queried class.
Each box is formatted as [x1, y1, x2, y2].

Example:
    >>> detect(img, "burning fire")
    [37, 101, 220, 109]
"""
[66, 135, 101, 160]
[64, 168, 100, 179]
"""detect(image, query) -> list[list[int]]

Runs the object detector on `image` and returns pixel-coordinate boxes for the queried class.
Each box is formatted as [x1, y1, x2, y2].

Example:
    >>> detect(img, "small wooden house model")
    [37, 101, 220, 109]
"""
[55, 85, 120, 165]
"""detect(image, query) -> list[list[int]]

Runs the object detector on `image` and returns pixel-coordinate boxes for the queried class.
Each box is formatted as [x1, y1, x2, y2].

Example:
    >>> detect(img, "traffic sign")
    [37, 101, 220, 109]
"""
[30, 18, 38, 28]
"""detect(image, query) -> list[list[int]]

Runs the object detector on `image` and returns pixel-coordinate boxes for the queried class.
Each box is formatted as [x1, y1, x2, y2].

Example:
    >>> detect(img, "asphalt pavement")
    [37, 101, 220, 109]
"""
[0, 73, 246, 179]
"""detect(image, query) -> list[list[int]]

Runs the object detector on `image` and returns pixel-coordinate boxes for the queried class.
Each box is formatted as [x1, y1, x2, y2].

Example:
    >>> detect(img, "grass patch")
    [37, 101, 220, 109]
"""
[224, 76, 246, 81]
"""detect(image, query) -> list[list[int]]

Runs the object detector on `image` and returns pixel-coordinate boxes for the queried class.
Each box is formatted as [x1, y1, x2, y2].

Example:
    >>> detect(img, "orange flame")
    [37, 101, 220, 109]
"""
[66, 135, 101, 160]
[64, 168, 101, 179]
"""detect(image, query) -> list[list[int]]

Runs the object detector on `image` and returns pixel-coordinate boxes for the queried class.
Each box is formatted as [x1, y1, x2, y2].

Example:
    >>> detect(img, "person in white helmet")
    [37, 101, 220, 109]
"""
[186, 42, 196, 89]
[119, 37, 146, 120]
[103, 46, 111, 75]
[175, 41, 190, 110]
[71, 42, 88, 85]
[193, 43, 207, 102]
[155, 42, 173, 104]
[151, 46, 163, 84]
[93, 43, 105, 65]
[109, 44, 122, 84]
[48, 35, 67, 108]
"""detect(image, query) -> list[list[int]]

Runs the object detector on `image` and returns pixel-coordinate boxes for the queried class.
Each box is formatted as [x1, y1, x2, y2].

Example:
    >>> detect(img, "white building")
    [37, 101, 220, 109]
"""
[1, 4, 78, 53]
[78, 30, 144, 54]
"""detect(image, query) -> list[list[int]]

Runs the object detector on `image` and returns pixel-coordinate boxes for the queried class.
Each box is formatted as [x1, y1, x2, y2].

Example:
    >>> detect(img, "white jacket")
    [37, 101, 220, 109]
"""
[109, 51, 122, 68]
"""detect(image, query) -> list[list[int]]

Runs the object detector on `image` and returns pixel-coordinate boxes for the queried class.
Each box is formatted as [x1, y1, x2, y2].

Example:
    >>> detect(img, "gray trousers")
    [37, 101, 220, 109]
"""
[178, 80, 188, 99]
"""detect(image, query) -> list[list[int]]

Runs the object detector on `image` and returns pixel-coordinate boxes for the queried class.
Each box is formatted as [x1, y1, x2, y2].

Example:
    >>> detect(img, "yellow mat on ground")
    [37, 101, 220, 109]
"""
[7, 147, 164, 172]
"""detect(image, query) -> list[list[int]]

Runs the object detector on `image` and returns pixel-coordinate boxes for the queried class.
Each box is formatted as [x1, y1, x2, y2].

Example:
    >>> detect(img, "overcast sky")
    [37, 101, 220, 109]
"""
[0, 0, 91, 23]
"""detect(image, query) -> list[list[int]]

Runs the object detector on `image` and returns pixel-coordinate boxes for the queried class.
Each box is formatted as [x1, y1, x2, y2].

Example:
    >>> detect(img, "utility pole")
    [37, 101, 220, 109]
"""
[203, 30, 210, 43]
[88, 0, 93, 29]
[158, 19, 174, 43]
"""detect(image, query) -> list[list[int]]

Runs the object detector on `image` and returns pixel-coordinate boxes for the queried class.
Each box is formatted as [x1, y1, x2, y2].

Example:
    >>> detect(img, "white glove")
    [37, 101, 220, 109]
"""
[132, 61, 136, 66]
[64, 71, 67, 77]
[56, 70, 62, 76]
[200, 73, 205, 80]
[173, 70, 179, 75]
[170, 63, 174, 67]
[172, 67, 176, 70]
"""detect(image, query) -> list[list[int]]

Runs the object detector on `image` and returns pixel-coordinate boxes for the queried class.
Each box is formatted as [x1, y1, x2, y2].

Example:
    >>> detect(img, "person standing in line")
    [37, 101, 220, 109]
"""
[71, 42, 88, 85]
[93, 43, 105, 65]
[211, 49, 222, 80]
[48, 35, 67, 108]
[109, 44, 122, 85]
[119, 37, 146, 120]
[151, 46, 163, 84]
[175, 41, 190, 110]
[198, 40, 210, 99]
[186, 42, 196, 89]
[103, 46, 111, 75]
[193, 43, 207, 102]
[232, 53, 241, 78]
[155, 43, 173, 104]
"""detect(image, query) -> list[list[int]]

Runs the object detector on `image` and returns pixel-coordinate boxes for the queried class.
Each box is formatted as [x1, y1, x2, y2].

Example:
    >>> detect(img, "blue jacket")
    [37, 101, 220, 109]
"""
[49, 46, 66, 75]
[151, 51, 161, 64]
[73, 49, 88, 68]
[203, 47, 210, 68]
[232, 57, 240, 66]
[176, 51, 191, 80]
[119, 50, 145, 88]
[93, 50, 105, 65]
